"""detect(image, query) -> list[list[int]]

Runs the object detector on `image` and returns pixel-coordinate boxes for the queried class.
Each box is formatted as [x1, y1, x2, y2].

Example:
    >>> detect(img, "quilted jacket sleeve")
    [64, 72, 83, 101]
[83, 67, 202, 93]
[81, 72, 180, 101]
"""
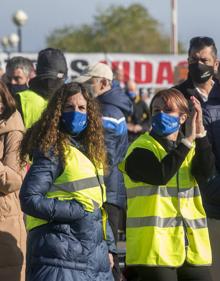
[19, 151, 86, 223]
[102, 117, 128, 208]
[106, 220, 117, 254]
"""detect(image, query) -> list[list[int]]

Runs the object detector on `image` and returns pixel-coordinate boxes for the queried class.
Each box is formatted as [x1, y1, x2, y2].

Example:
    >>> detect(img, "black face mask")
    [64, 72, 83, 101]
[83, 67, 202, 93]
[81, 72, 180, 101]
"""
[7, 83, 28, 96]
[39, 78, 65, 99]
[188, 62, 214, 84]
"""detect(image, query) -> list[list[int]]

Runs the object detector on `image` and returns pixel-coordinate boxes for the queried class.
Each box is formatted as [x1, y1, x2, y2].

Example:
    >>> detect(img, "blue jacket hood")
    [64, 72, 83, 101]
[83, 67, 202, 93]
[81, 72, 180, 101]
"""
[97, 86, 133, 117]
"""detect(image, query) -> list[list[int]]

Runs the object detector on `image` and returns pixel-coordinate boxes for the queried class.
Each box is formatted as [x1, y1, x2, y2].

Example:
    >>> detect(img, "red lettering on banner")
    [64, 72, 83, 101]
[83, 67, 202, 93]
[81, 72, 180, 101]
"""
[135, 62, 152, 83]
[177, 61, 188, 67]
[111, 61, 120, 72]
[122, 62, 130, 82]
[111, 61, 130, 82]
[156, 62, 173, 84]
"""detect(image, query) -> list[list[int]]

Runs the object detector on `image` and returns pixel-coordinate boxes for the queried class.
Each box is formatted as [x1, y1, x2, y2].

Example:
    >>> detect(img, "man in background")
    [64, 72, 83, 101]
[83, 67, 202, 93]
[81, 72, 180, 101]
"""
[175, 36, 219, 105]
[125, 80, 150, 143]
[174, 36, 220, 281]
[5, 56, 35, 96]
[15, 48, 68, 128]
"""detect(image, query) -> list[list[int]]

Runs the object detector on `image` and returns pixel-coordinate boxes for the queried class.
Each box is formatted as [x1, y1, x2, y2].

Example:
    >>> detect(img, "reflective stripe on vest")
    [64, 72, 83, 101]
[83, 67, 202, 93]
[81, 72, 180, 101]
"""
[17, 90, 48, 128]
[26, 145, 106, 231]
[126, 216, 207, 229]
[49, 176, 105, 193]
[119, 132, 211, 267]
[127, 185, 200, 198]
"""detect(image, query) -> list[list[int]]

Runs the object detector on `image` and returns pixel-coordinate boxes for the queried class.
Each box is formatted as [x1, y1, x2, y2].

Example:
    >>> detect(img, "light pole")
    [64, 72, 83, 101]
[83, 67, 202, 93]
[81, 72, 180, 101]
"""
[1, 33, 19, 60]
[1, 36, 10, 60]
[12, 10, 28, 53]
[1, 36, 9, 52]
[170, 0, 178, 54]
[9, 33, 20, 51]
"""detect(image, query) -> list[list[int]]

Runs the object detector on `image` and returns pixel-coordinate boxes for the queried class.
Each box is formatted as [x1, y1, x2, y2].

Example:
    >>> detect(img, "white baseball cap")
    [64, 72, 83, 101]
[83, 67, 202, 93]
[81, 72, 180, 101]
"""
[74, 62, 113, 83]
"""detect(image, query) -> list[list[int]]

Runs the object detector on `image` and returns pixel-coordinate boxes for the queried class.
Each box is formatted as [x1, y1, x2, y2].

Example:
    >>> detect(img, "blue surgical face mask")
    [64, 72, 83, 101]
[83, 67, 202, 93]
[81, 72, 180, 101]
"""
[151, 112, 180, 136]
[61, 111, 88, 136]
[127, 91, 137, 100]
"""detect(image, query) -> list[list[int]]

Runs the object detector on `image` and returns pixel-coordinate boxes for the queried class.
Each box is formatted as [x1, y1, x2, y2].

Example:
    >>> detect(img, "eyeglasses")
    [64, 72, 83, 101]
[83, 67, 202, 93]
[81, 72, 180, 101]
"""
[190, 36, 215, 48]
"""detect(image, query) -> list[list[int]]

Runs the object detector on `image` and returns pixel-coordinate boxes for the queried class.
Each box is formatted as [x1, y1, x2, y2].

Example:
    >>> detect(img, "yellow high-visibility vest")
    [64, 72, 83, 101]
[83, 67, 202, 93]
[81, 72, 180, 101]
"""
[17, 90, 48, 128]
[26, 145, 106, 233]
[119, 132, 211, 267]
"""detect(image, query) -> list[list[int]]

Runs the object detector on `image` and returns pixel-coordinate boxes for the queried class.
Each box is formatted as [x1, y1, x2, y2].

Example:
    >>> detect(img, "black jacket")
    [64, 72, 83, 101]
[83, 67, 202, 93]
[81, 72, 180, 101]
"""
[174, 77, 205, 104]
[174, 78, 220, 218]
[201, 81, 220, 218]
[125, 131, 214, 186]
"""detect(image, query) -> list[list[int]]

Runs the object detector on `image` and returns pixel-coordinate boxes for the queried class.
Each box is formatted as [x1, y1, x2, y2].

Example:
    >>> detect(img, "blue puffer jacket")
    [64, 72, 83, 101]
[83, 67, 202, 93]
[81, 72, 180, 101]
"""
[202, 81, 220, 219]
[97, 86, 133, 208]
[19, 150, 116, 281]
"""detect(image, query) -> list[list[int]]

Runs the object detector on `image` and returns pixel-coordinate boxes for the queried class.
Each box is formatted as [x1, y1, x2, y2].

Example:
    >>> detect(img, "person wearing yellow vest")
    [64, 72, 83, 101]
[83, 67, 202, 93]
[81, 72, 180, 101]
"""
[5, 56, 35, 96]
[119, 89, 214, 281]
[15, 48, 68, 128]
[19, 82, 115, 281]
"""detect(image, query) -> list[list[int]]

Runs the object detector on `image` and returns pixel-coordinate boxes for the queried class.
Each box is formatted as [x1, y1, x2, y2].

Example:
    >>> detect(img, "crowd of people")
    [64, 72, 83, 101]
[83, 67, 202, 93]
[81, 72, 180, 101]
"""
[0, 36, 220, 281]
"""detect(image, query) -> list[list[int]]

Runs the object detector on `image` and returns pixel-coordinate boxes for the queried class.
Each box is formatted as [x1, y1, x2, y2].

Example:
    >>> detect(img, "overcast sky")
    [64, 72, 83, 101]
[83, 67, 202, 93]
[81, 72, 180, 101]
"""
[0, 0, 219, 55]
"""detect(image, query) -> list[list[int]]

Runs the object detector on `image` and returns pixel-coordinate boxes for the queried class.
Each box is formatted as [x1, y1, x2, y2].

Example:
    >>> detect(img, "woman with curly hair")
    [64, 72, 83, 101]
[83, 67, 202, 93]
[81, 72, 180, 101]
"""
[19, 82, 115, 281]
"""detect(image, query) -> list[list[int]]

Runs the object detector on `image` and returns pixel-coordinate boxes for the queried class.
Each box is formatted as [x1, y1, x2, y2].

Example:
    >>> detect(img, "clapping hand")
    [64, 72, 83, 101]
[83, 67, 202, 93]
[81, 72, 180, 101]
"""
[189, 96, 205, 136]
[185, 103, 197, 143]
[185, 96, 205, 143]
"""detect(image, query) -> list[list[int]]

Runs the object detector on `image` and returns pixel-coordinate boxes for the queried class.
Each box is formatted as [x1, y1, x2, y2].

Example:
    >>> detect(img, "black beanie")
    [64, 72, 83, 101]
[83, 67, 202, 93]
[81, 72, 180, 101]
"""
[36, 48, 68, 79]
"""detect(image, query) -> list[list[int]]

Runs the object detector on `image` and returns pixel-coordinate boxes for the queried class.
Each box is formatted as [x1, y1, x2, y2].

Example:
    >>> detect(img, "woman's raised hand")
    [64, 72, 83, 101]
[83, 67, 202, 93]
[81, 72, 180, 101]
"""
[185, 104, 197, 143]
[190, 96, 205, 136]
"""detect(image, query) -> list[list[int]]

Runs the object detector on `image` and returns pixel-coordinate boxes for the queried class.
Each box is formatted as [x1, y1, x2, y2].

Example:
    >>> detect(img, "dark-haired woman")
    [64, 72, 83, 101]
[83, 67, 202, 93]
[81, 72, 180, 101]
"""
[19, 82, 115, 281]
[0, 81, 26, 280]
[119, 88, 214, 281]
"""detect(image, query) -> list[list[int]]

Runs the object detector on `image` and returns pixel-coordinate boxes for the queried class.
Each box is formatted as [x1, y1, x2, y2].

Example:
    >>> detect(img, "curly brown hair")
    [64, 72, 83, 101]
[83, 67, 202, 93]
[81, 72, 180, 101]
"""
[20, 82, 107, 169]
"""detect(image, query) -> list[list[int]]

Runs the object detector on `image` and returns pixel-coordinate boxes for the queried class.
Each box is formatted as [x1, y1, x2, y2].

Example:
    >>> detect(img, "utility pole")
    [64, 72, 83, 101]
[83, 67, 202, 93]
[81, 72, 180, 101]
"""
[171, 0, 178, 54]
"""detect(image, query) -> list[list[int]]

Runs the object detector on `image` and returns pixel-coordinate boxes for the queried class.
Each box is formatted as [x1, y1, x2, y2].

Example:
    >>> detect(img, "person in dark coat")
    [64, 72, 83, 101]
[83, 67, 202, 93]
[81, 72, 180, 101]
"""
[125, 80, 150, 143]
[174, 36, 220, 281]
[201, 86, 220, 281]
[74, 62, 133, 281]
[19, 82, 115, 281]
